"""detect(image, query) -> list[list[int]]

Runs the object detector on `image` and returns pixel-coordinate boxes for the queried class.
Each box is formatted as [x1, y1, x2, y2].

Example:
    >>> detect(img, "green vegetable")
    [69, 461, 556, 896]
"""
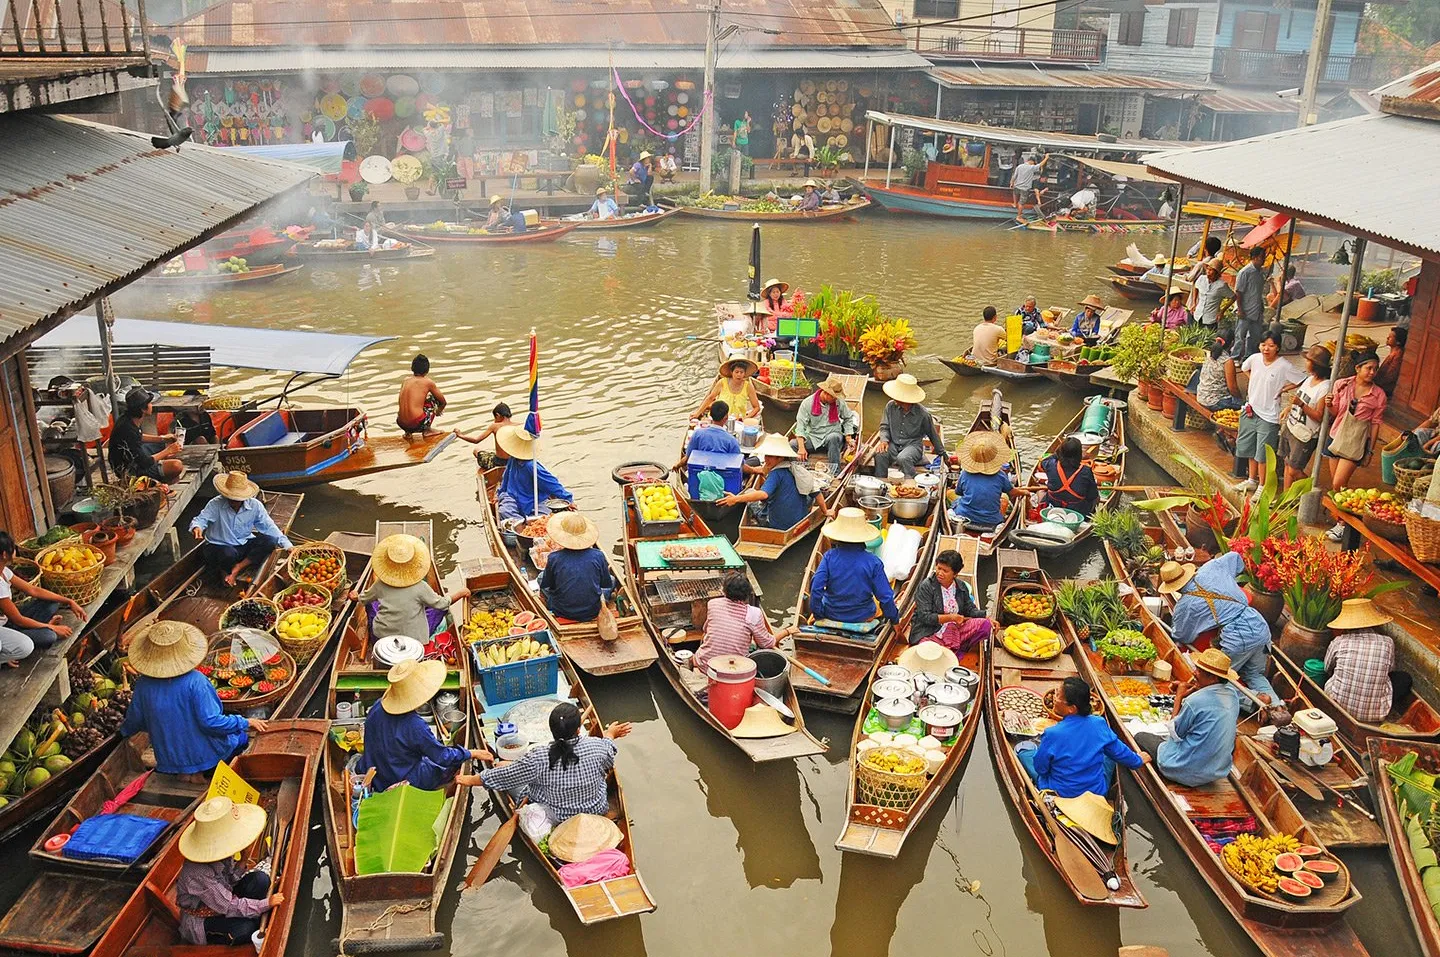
[1097, 629, 1155, 664]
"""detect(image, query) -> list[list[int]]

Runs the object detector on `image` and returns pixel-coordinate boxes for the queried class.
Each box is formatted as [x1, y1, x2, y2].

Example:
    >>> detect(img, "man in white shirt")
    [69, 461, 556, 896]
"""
[972, 306, 1006, 365]
[1068, 186, 1097, 216]
[1192, 259, 1234, 326]
[1237, 330, 1306, 493]
[1010, 153, 1047, 223]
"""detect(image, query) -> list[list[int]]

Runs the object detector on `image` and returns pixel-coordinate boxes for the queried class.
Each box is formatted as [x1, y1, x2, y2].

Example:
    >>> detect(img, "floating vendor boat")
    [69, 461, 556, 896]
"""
[1271, 646, 1440, 752]
[86, 722, 328, 957]
[287, 238, 435, 262]
[1035, 308, 1131, 393]
[672, 197, 870, 221]
[1099, 275, 1168, 301]
[1010, 398, 1125, 557]
[984, 550, 1147, 908]
[943, 389, 1021, 558]
[836, 534, 984, 857]
[715, 302, 818, 412]
[1368, 738, 1440, 957]
[206, 224, 314, 266]
[149, 261, 304, 287]
[380, 220, 579, 244]
[565, 207, 681, 230]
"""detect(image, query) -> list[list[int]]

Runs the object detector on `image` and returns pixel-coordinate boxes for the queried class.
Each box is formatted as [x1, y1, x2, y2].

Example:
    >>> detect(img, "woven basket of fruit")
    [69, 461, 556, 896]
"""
[200, 637, 296, 712]
[999, 584, 1056, 626]
[286, 542, 347, 593]
[35, 542, 105, 604]
[220, 597, 279, 632]
[274, 606, 333, 662]
[856, 747, 928, 809]
[274, 581, 333, 612]
[470, 631, 559, 706]
[1362, 501, 1408, 542]
[1407, 508, 1440, 564]
[19, 526, 81, 560]
[1394, 458, 1436, 500]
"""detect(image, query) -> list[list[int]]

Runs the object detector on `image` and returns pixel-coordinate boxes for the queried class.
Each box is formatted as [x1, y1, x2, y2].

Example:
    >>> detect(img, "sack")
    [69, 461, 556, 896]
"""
[788, 463, 825, 496]
[597, 600, 619, 643]
[1329, 408, 1370, 462]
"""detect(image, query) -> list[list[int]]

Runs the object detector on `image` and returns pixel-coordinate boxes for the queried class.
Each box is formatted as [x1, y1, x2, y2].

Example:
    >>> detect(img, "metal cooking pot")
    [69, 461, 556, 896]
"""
[926, 682, 972, 710]
[857, 493, 893, 525]
[853, 474, 886, 495]
[875, 696, 916, 731]
[945, 667, 979, 694]
[876, 664, 911, 682]
[371, 634, 425, 668]
[919, 704, 963, 739]
[872, 679, 913, 701]
[890, 489, 931, 521]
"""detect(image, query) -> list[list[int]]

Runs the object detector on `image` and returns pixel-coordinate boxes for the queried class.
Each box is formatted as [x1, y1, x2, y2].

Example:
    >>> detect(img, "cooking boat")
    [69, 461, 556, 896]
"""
[0, 492, 303, 845]
[206, 225, 314, 266]
[943, 389, 1021, 558]
[791, 445, 949, 711]
[1271, 646, 1440, 751]
[1099, 275, 1166, 301]
[1368, 738, 1440, 957]
[673, 198, 870, 221]
[380, 221, 579, 244]
[619, 481, 825, 762]
[86, 721, 328, 957]
[836, 534, 984, 857]
[566, 207, 681, 230]
[983, 549, 1147, 908]
[149, 263, 304, 287]
[322, 521, 473, 954]
[734, 379, 871, 562]
[1010, 400, 1125, 557]
[474, 467, 657, 676]
[287, 240, 435, 262]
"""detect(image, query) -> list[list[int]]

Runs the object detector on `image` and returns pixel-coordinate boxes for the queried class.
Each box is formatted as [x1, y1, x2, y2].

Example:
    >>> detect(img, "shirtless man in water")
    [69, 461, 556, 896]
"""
[397, 354, 447, 437]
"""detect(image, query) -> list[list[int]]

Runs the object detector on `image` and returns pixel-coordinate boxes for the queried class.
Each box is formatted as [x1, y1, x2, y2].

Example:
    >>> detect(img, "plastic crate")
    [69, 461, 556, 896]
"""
[470, 629, 560, 706]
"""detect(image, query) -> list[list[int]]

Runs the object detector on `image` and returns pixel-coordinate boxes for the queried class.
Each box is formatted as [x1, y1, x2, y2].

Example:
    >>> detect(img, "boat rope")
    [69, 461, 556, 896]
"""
[934, 834, 1006, 957]
[337, 900, 432, 954]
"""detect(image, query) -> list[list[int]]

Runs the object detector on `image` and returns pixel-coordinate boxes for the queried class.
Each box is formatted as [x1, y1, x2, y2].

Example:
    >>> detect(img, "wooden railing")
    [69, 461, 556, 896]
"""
[0, 0, 148, 57]
[1211, 48, 1422, 87]
[913, 25, 1105, 63]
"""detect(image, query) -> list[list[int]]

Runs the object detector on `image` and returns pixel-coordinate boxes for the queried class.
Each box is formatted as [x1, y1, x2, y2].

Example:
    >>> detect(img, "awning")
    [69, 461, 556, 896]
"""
[1195, 92, 1299, 116]
[1240, 213, 1292, 249]
[227, 142, 357, 174]
[864, 110, 1191, 154]
[1065, 155, 1173, 183]
[928, 65, 1209, 93]
[35, 317, 394, 376]
[0, 114, 315, 358]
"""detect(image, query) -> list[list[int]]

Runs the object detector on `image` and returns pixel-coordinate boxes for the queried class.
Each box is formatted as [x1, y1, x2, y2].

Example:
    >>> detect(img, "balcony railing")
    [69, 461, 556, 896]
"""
[913, 25, 1105, 64]
[1211, 48, 1421, 88]
[1, 0, 149, 57]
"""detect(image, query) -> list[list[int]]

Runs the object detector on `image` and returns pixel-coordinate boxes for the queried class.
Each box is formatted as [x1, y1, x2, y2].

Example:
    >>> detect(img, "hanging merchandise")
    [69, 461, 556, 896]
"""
[320, 93, 347, 121]
[387, 74, 420, 97]
[360, 73, 385, 97]
[574, 93, 587, 108]
[613, 69, 710, 141]
[365, 97, 395, 121]
[347, 97, 366, 120]
[414, 92, 436, 112]
[359, 155, 393, 184]
[419, 72, 446, 94]
[399, 128, 426, 152]
[390, 154, 424, 184]
[395, 96, 417, 118]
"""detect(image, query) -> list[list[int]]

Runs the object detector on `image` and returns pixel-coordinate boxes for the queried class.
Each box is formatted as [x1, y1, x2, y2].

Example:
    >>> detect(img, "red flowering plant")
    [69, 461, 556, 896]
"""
[1266, 535, 1407, 629]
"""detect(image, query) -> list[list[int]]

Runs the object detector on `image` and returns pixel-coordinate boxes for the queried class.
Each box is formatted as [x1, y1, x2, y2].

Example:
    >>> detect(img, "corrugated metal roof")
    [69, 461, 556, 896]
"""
[0, 114, 314, 354]
[865, 110, 1193, 153]
[1197, 92, 1298, 115]
[928, 65, 1209, 93]
[1146, 112, 1440, 256]
[1371, 59, 1440, 119]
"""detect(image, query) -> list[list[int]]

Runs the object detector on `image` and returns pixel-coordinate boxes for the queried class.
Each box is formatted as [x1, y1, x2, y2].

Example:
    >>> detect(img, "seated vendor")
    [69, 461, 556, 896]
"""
[1016, 296, 1045, 335]
[539, 512, 618, 624]
[908, 549, 989, 653]
[696, 358, 763, 422]
[795, 376, 858, 469]
[361, 659, 488, 791]
[1158, 558, 1274, 706]
[873, 374, 945, 479]
[1193, 332, 1242, 413]
[949, 431, 1015, 530]
[1133, 648, 1240, 787]
[348, 534, 469, 641]
[1039, 437, 1100, 517]
[588, 187, 619, 221]
[798, 180, 822, 211]
[1017, 676, 1147, 798]
[716, 432, 822, 531]
[1324, 599, 1411, 723]
[190, 471, 293, 587]
[808, 508, 898, 625]
[0, 530, 85, 665]
[677, 401, 741, 470]
[176, 797, 283, 946]
[1071, 295, 1105, 339]
[761, 278, 793, 318]
[109, 388, 184, 483]
[493, 425, 574, 523]
[476, 701, 632, 825]
[695, 574, 789, 672]
[483, 194, 509, 231]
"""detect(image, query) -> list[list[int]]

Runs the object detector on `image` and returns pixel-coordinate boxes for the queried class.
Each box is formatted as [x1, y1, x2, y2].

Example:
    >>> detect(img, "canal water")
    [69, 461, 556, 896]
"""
[5, 216, 1415, 956]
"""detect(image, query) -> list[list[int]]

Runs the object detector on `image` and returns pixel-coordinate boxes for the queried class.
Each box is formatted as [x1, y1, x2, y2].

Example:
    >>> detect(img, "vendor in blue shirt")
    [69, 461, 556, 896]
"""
[1072, 295, 1106, 338]
[495, 425, 573, 524]
[676, 400, 741, 468]
[587, 187, 619, 221]
[1017, 676, 1148, 798]
[539, 511, 617, 623]
[807, 508, 899, 625]
[716, 432, 821, 531]
[190, 471, 293, 587]
[1133, 648, 1240, 787]
[1158, 556, 1274, 705]
[121, 620, 264, 776]
[949, 430, 1016, 529]
[361, 659, 487, 792]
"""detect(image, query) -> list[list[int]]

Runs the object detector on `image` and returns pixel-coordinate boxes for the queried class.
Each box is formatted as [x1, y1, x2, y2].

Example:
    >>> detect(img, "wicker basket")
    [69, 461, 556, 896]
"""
[35, 542, 105, 604]
[18, 532, 79, 560]
[1185, 408, 1214, 431]
[273, 606, 334, 663]
[1394, 458, 1436, 500]
[1405, 510, 1440, 564]
[1362, 510, 1408, 543]
[1163, 349, 1205, 386]
[274, 581, 333, 610]
[285, 542, 348, 594]
[220, 597, 279, 632]
[855, 747, 927, 810]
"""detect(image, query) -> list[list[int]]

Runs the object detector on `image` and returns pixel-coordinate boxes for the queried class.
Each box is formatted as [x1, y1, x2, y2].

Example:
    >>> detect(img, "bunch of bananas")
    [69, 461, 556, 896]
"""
[474, 636, 551, 668]
[1221, 833, 1299, 893]
[860, 747, 926, 775]
[1213, 409, 1240, 429]
[464, 608, 515, 644]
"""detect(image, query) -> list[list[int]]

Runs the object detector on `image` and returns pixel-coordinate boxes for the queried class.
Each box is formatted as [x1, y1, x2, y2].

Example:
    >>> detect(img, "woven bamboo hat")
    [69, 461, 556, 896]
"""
[1329, 598, 1392, 631]
[129, 620, 207, 679]
[179, 797, 268, 863]
[1193, 647, 1239, 683]
[719, 357, 758, 377]
[489, 194, 504, 206]
[957, 431, 1009, 476]
[882, 373, 926, 404]
[213, 470, 259, 502]
[817, 376, 849, 401]
[548, 813, 623, 863]
[821, 507, 879, 544]
[381, 658, 447, 714]
[547, 511, 598, 550]
[1155, 560, 1197, 595]
[802, 179, 819, 188]
[1077, 294, 1106, 310]
[761, 278, 789, 296]
[495, 425, 537, 461]
[731, 704, 793, 738]
[897, 640, 959, 678]
[1053, 791, 1117, 844]
[595, 186, 607, 196]
[372, 534, 429, 588]
[752, 432, 798, 460]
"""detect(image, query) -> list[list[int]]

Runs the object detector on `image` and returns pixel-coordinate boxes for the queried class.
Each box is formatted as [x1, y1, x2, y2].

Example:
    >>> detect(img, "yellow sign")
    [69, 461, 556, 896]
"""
[1006, 314, 1024, 354]
[207, 761, 259, 807]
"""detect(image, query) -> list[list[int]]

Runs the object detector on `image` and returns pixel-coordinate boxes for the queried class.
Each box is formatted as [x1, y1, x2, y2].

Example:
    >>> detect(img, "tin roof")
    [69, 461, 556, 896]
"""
[927, 65, 1209, 93]
[865, 110, 1193, 153]
[1146, 112, 1440, 257]
[1196, 92, 1298, 116]
[0, 114, 314, 356]
[1372, 60, 1440, 120]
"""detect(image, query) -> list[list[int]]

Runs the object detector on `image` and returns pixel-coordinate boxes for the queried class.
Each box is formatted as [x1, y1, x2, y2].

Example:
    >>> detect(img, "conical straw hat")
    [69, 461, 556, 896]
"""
[731, 704, 794, 738]
[496, 425, 537, 461]
[372, 534, 430, 588]
[752, 433, 798, 459]
[380, 658, 447, 714]
[179, 796, 268, 863]
[129, 620, 207, 679]
[547, 511, 598, 550]
[957, 431, 1009, 475]
[896, 640, 959, 678]
[882, 374, 925, 404]
[1053, 791, 1117, 844]
[548, 813, 623, 863]
[1328, 597, 1392, 630]
[821, 507, 879, 544]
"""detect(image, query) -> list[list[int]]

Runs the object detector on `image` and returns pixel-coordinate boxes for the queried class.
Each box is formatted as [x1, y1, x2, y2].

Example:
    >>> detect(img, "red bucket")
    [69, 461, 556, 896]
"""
[706, 654, 757, 730]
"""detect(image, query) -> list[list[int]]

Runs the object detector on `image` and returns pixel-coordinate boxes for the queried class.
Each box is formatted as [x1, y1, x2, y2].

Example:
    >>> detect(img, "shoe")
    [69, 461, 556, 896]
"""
[1236, 479, 1257, 494]
[1326, 522, 1346, 542]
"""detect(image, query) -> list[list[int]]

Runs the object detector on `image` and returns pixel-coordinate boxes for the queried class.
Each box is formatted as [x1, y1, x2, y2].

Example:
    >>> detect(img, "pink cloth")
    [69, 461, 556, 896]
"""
[923, 617, 991, 654]
[558, 848, 632, 887]
[810, 391, 840, 423]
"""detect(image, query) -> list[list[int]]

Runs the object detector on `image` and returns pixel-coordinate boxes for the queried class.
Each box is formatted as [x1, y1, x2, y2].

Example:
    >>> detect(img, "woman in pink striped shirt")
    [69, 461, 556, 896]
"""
[695, 575, 789, 671]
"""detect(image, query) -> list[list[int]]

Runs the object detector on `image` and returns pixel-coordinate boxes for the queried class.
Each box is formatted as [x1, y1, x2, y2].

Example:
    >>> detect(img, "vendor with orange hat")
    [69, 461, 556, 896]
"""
[361, 659, 489, 791]
[175, 797, 282, 945]
[1133, 648, 1240, 787]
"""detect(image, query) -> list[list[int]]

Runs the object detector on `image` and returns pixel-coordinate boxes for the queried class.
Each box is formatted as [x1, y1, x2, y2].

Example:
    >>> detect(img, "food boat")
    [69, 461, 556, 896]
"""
[1368, 738, 1440, 957]
[620, 481, 825, 762]
[983, 549, 1147, 908]
[673, 197, 870, 221]
[1272, 646, 1440, 751]
[288, 238, 435, 261]
[1035, 309, 1132, 393]
[1099, 275, 1167, 301]
[835, 535, 984, 857]
[1010, 399, 1125, 556]
[714, 302, 820, 412]
[380, 221, 579, 244]
[150, 261, 304, 287]
[566, 207, 681, 230]
[205, 224, 314, 266]
[943, 389, 1021, 557]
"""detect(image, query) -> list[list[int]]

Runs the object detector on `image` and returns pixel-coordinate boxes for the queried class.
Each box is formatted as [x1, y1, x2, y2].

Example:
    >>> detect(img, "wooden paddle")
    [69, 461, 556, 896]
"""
[463, 802, 520, 890]
[1279, 754, 1377, 821]
[255, 777, 303, 934]
[1037, 797, 1111, 902]
[1253, 747, 1324, 802]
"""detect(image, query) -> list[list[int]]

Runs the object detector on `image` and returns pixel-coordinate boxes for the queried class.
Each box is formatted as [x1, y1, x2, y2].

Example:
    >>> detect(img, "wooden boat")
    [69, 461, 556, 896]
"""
[1037, 360, 1111, 393]
[287, 240, 435, 262]
[150, 263, 304, 287]
[939, 356, 987, 377]
[944, 389, 1021, 558]
[1272, 646, 1440, 751]
[942, 351, 1043, 383]
[464, 568, 658, 923]
[794, 351, 941, 389]
[86, 721, 328, 957]
[835, 535, 984, 857]
[205, 225, 313, 266]
[983, 549, 1147, 908]
[567, 207, 681, 230]
[673, 198, 870, 221]
[0, 492, 303, 845]
[215, 407, 454, 488]
[863, 177, 1019, 221]
[1010, 400, 1126, 557]
[734, 378, 870, 562]
[791, 446, 949, 710]
[619, 481, 825, 762]
[474, 467, 657, 676]
[322, 521, 472, 954]
[1021, 213, 1191, 234]
[1368, 738, 1440, 957]
[380, 221, 579, 244]
[1100, 275, 1166, 301]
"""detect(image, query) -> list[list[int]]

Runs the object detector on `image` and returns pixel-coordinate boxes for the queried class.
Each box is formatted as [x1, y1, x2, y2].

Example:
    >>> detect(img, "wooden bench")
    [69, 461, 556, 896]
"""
[1324, 497, 1440, 595]
[1159, 379, 1246, 478]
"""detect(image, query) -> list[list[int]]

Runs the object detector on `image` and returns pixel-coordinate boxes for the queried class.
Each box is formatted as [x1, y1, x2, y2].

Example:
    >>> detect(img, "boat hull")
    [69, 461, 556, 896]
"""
[570, 208, 681, 229]
[674, 199, 869, 221]
[863, 184, 1015, 220]
[381, 222, 579, 244]
[150, 263, 303, 287]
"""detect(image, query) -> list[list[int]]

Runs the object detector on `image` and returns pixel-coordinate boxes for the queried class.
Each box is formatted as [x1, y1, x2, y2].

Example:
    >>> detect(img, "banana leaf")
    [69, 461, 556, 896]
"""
[354, 784, 447, 876]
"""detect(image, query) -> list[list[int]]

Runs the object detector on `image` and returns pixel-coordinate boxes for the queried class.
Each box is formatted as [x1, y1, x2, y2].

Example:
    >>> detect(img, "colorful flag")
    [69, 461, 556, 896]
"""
[524, 329, 541, 436]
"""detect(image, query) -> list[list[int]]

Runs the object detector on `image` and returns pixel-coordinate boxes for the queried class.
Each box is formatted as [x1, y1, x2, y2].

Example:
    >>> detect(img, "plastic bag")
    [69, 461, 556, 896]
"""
[597, 600, 619, 643]
[519, 803, 552, 843]
[878, 522, 921, 582]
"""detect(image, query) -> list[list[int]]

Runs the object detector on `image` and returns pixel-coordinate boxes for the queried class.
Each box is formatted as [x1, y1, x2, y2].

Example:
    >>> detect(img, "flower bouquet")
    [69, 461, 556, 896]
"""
[1266, 535, 1407, 630]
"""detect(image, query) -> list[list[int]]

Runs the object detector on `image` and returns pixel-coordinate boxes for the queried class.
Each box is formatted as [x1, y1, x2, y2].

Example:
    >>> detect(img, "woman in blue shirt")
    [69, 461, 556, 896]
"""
[716, 433, 819, 531]
[495, 425, 573, 522]
[539, 512, 617, 623]
[362, 659, 488, 791]
[950, 430, 1015, 529]
[1018, 677, 1147, 798]
[807, 508, 899, 625]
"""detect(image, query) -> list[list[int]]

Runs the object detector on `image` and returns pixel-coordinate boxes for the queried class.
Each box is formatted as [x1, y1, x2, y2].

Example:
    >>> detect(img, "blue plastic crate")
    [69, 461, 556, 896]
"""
[470, 629, 560, 706]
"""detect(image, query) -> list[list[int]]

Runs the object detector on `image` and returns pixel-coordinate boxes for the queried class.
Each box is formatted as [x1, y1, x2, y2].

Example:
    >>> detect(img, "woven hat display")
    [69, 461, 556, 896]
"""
[817, 117, 832, 133]
[179, 797, 267, 863]
[1053, 792, 1118, 844]
[129, 620, 208, 679]
[548, 813, 623, 863]
[372, 534, 430, 588]
[381, 658, 447, 714]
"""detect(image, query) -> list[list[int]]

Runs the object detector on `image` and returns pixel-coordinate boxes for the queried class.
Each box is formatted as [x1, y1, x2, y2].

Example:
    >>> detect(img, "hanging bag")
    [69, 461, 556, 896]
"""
[1329, 404, 1371, 462]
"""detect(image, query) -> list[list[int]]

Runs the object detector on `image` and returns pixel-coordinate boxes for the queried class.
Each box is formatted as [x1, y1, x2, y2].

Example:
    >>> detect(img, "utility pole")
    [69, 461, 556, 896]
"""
[1297, 0, 1335, 127]
[700, 0, 720, 193]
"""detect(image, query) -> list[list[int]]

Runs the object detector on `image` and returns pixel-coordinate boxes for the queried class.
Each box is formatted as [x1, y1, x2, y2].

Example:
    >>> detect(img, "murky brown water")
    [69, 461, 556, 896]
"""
[6, 216, 1416, 957]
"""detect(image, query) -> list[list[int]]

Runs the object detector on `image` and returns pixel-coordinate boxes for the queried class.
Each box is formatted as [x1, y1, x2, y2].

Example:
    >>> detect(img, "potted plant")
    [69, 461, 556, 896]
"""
[427, 157, 461, 201]
[858, 317, 916, 381]
[814, 145, 843, 177]
[348, 179, 369, 203]
[1111, 322, 1166, 402]
[94, 477, 166, 530]
[1268, 534, 1407, 661]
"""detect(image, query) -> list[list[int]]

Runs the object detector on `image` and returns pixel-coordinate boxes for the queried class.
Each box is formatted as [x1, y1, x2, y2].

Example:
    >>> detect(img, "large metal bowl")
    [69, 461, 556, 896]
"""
[891, 490, 931, 520]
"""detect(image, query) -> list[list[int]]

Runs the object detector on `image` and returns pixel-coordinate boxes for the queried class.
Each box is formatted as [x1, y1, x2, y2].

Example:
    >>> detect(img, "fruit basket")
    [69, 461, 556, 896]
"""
[999, 584, 1056, 626]
[274, 606, 333, 662]
[1362, 501, 1408, 542]
[855, 747, 927, 809]
[220, 597, 279, 632]
[1394, 457, 1436, 500]
[274, 581, 333, 612]
[35, 542, 106, 604]
[285, 542, 347, 594]
[1002, 622, 1063, 662]
[1096, 628, 1156, 675]
[470, 631, 559, 706]
[199, 637, 296, 712]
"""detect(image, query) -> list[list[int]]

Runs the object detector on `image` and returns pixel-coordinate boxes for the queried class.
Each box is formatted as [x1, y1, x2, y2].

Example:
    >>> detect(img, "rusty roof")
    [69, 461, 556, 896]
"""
[167, 0, 905, 49]
[1197, 92, 1298, 115]
[1373, 60, 1440, 120]
[928, 65, 1209, 93]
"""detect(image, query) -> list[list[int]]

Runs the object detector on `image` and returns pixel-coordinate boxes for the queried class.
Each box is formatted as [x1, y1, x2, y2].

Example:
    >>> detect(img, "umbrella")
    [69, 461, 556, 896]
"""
[747, 223, 762, 302]
[525, 329, 542, 519]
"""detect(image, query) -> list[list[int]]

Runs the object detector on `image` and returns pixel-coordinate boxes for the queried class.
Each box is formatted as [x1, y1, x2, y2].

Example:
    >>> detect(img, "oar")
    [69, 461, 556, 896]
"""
[1253, 747, 1324, 802]
[779, 650, 831, 687]
[1280, 754, 1377, 821]
[1037, 796, 1111, 901]
[463, 800, 522, 890]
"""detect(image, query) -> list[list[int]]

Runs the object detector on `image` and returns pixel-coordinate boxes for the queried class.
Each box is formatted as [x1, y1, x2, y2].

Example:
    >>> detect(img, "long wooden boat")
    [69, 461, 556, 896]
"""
[1037, 360, 1112, 394]
[734, 377, 871, 562]
[215, 407, 454, 488]
[287, 241, 435, 262]
[0, 492, 302, 844]
[567, 207, 681, 230]
[790, 445, 949, 710]
[1100, 275, 1166, 301]
[1021, 213, 1194, 234]
[862, 179, 1018, 221]
[836, 534, 984, 857]
[150, 263, 304, 287]
[1368, 738, 1440, 957]
[943, 389, 1021, 558]
[619, 481, 825, 762]
[793, 352, 942, 389]
[205, 225, 313, 266]
[463, 567, 657, 923]
[475, 467, 657, 676]
[1010, 401, 1126, 557]
[87, 721, 328, 957]
[1272, 646, 1440, 751]
[674, 198, 870, 221]
[939, 356, 987, 378]
[380, 221, 579, 244]
[984, 549, 1147, 908]
[323, 521, 472, 954]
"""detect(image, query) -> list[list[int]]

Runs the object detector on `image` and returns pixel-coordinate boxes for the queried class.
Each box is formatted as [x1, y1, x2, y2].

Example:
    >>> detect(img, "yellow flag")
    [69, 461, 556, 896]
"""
[207, 761, 259, 806]
[1006, 314, 1024, 354]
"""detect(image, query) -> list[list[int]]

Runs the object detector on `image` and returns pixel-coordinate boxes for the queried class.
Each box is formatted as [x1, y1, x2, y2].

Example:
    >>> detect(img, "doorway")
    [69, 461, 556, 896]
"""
[1076, 103, 1100, 136]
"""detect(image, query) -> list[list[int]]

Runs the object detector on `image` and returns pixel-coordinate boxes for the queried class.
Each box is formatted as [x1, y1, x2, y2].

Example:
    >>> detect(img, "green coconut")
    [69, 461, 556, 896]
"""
[0, 758, 15, 776]
[12, 729, 35, 755]
[34, 741, 60, 759]
[22, 766, 49, 792]
[70, 713, 85, 727]
[70, 692, 95, 712]
[93, 679, 116, 699]
[42, 755, 71, 774]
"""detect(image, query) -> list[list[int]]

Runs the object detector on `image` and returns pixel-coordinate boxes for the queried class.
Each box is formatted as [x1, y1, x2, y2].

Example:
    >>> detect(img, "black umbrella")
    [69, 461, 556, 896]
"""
[747, 222, 762, 301]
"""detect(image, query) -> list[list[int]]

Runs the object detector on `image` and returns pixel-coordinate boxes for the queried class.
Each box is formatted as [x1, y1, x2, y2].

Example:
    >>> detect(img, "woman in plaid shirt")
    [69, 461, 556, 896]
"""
[1323, 599, 1412, 723]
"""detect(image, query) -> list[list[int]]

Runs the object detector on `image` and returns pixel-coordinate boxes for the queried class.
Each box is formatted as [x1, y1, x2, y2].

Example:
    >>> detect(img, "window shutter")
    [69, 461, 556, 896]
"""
[1182, 9, 1198, 47]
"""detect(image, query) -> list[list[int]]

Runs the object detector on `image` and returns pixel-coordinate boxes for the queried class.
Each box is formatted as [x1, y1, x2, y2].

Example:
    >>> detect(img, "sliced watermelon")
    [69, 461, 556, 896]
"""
[1274, 852, 1305, 872]
[1293, 870, 1324, 889]
[1294, 843, 1324, 857]
[1276, 876, 1312, 899]
[1304, 858, 1341, 881]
